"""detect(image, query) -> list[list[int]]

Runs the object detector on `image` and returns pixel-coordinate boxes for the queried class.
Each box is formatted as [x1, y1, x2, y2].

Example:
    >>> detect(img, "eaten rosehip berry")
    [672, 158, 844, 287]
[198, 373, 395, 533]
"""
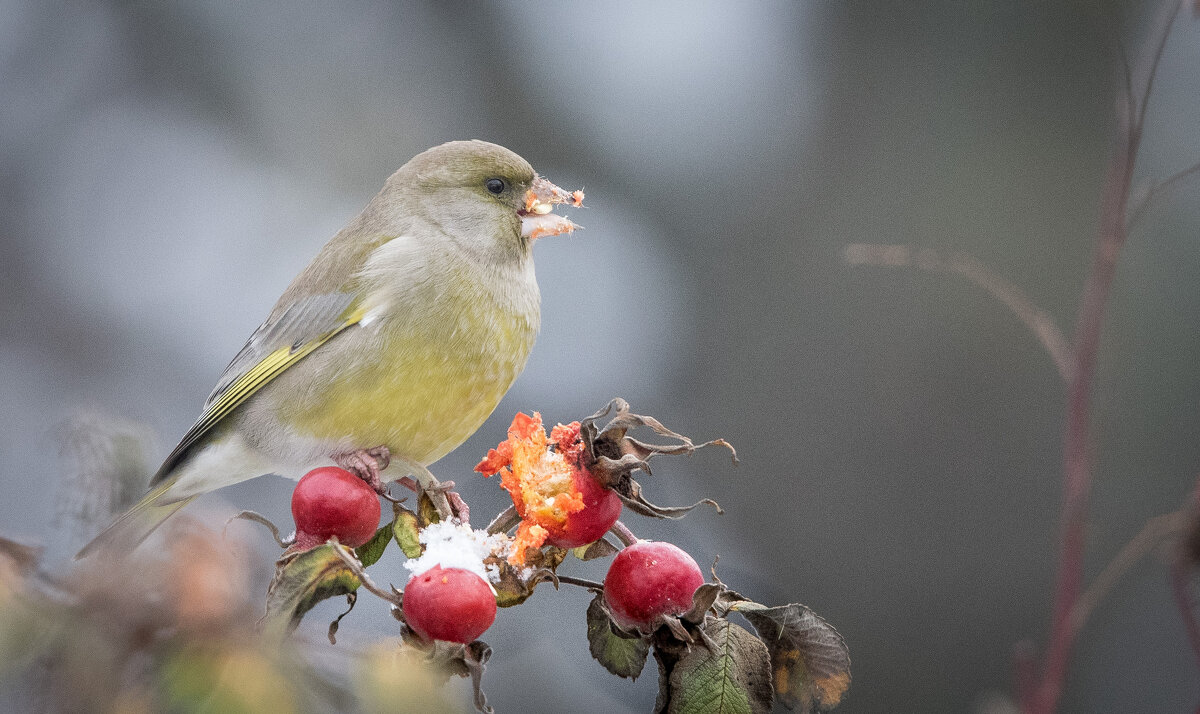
[291, 466, 382, 549]
[402, 565, 497, 643]
[603, 541, 704, 632]
[543, 467, 623, 549]
[477, 413, 623, 563]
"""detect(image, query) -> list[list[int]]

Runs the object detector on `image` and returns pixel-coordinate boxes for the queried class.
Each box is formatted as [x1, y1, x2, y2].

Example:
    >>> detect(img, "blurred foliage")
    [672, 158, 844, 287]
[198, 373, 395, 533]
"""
[0, 525, 457, 713]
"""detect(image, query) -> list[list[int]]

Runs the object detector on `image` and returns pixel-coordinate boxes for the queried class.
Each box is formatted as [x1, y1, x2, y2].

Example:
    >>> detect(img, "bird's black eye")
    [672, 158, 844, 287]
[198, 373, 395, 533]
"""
[485, 178, 506, 195]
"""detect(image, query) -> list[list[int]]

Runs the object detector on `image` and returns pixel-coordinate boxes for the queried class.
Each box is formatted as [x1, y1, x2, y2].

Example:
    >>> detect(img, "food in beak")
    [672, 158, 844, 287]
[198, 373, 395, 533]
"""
[520, 176, 584, 240]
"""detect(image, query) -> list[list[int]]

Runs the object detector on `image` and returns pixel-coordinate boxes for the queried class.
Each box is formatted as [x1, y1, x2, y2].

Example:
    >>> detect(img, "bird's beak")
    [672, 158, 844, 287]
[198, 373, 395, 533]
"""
[520, 176, 584, 240]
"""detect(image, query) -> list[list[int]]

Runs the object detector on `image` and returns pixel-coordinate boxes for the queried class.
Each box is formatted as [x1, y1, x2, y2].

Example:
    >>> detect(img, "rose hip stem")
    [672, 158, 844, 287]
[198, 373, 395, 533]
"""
[609, 521, 638, 547]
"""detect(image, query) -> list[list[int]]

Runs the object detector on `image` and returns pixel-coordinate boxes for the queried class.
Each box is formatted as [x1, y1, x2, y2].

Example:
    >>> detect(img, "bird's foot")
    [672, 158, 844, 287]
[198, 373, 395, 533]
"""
[334, 445, 392, 496]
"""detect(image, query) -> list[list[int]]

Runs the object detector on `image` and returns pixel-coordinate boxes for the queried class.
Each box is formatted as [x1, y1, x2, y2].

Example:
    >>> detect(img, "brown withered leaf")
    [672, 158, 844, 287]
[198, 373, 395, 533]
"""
[679, 583, 726, 626]
[263, 544, 359, 637]
[572, 537, 620, 561]
[485, 554, 558, 608]
[730, 601, 851, 712]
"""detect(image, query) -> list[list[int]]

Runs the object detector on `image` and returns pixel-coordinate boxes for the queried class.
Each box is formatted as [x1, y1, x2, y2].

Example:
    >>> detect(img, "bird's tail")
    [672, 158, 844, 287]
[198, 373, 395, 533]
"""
[74, 480, 195, 559]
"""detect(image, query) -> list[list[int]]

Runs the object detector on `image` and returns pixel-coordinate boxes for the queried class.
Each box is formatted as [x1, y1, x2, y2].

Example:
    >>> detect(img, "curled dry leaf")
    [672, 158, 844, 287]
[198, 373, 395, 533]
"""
[730, 601, 851, 713]
[573, 537, 620, 561]
[580, 398, 734, 519]
[263, 543, 360, 638]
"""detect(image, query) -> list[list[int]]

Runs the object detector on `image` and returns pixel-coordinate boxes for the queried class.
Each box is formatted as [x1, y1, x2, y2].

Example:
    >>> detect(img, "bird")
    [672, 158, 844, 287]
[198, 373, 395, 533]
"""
[78, 140, 583, 558]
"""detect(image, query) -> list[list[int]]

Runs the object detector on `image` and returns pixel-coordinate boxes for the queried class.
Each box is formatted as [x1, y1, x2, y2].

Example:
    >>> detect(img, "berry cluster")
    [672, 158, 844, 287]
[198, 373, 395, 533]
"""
[262, 400, 849, 713]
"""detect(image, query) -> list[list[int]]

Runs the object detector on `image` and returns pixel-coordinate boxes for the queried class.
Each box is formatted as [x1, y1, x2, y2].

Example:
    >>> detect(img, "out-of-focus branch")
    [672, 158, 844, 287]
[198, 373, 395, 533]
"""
[1173, 478, 1200, 676]
[1068, 510, 1186, 637]
[1171, 555, 1200, 675]
[1032, 4, 1182, 713]
[1127, 158, 1200, 227]
[843, 244, 1075, 383]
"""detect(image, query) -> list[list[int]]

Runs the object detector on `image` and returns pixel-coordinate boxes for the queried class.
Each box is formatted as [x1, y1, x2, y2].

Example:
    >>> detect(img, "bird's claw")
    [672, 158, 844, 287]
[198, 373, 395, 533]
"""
[334, 445, 392, 497]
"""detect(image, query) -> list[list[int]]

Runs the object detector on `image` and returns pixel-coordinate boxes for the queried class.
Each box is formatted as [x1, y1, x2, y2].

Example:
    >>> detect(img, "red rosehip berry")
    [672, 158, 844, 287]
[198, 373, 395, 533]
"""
[291, 466, 382, 549]
[603, 541, 704, 632]
[543, 468, 623, 549]
[402, 565, 497, 643]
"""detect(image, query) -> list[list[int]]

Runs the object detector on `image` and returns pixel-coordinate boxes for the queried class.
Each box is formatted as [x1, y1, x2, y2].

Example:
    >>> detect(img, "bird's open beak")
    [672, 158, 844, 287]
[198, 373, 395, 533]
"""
[519, 176, 584, 240]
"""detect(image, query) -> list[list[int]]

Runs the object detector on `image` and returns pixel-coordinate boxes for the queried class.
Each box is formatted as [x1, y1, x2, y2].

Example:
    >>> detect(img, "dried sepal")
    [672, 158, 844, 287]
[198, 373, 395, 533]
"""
[327, 592, 357, 644]
[225, 510, 292, 548]
[386, 637, 495, 714]
[617, 487, 723, 521]
[485, 547, 565, 608]
[580, 398, 738, 471]
[579, 398, 733, 520]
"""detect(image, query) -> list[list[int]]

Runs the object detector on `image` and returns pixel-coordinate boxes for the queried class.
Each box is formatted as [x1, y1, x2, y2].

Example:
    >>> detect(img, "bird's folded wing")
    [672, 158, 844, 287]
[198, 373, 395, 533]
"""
[150, 292, 364, 485]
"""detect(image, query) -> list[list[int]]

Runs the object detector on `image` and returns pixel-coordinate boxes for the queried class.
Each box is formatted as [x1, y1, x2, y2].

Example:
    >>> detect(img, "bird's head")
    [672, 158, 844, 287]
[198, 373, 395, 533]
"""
[391, 140, 583, 264]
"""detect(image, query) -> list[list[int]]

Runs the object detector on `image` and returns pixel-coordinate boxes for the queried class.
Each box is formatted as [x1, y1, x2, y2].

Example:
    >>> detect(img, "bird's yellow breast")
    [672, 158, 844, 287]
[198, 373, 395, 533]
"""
[282, 287, 538, 466]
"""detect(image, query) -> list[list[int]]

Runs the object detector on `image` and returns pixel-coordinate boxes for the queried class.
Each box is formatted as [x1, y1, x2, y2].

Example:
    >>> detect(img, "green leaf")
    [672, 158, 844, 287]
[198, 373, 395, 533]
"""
[355, 523, 393, 568]
[730, 601, 851, 712]
[586, 594, 650, 679]
[392, 505, 423, 559]
[263, 544, 360, 637]
[666, 619, 773, 714]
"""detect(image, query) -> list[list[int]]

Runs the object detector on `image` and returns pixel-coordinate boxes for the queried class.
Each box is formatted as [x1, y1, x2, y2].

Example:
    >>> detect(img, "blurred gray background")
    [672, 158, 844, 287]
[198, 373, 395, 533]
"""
[3, 1, 1199, 712]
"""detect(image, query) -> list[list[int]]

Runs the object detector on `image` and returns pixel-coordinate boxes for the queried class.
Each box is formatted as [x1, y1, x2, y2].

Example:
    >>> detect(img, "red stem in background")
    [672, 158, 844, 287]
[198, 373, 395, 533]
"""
[1029, 4, 1180, 711]
[1171, 556, 1200, 674]
[1030, 117, 1135, 714]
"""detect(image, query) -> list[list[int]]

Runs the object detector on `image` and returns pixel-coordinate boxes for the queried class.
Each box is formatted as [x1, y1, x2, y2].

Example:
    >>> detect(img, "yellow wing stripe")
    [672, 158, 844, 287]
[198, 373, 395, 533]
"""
[152, 306, 365, 482]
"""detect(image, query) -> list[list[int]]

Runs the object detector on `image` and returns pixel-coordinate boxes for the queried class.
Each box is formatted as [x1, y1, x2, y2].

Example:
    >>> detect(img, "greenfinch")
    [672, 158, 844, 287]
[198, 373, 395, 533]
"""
[78, 140, 582, 557]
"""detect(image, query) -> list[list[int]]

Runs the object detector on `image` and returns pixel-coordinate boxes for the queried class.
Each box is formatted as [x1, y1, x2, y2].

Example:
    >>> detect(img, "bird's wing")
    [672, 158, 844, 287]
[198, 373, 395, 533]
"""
[150, 292, 365, 485]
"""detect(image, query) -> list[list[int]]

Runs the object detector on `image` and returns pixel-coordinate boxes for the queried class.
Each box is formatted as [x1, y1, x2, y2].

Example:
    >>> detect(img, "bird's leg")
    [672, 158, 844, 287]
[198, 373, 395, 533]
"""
[333, 445, 392, 496]
[393, 458, 467, 524]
